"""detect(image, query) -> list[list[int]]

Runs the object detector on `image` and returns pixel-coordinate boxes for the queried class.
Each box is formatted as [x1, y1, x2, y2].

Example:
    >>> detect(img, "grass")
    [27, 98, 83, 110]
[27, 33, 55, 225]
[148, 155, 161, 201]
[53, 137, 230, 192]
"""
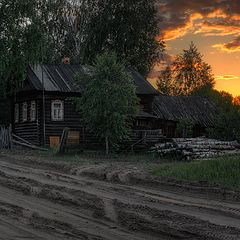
[2, 148, 164, 165]
[150, 155, 240, 189]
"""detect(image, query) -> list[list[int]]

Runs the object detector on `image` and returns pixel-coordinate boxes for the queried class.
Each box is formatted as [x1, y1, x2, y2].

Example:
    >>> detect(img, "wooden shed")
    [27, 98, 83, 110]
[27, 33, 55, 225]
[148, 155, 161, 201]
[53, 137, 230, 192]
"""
[12, 64, 159, 147]
[153, 95, 218, 137]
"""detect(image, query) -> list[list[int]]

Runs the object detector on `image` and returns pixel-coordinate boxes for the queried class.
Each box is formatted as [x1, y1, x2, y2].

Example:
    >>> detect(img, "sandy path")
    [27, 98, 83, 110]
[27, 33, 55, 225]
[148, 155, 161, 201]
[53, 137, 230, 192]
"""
[0, 153, 240, 240]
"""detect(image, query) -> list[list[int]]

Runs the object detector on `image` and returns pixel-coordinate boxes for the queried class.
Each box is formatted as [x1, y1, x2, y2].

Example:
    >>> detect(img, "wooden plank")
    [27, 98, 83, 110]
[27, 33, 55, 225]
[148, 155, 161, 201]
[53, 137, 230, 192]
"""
[66, 131, 80, 145]
[58, 128, 69, 154]
[49, 136, 60, 148]
[12, 140, 48, 151]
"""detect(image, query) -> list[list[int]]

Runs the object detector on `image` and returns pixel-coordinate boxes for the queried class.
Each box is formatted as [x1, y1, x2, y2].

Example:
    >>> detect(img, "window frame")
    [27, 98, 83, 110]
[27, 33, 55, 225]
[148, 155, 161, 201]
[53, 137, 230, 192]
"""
[30, 101, 36, 122]
[51, 100, 64, 121]
[22, 102, 28, 122]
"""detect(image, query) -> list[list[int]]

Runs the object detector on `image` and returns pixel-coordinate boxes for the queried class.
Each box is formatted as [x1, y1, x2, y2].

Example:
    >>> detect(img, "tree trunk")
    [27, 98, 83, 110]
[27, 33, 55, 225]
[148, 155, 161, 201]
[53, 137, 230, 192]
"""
[105, 136, 109, 155]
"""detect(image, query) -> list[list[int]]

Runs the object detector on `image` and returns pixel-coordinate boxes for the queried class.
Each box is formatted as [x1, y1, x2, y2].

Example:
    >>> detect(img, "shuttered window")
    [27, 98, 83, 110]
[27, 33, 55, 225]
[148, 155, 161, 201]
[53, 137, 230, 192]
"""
[30, 101, 36, 121]
[14, 104, 19, 123]
[51, 100, 64, 121]
[22, 102, 28, 122]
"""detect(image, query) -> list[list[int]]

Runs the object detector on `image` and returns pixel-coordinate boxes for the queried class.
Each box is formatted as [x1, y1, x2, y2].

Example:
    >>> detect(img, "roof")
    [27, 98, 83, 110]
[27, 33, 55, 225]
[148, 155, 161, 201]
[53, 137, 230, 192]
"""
[153, 95, 217, 127]
[23, 64, 158, 95]
[137, 111, 157, 119]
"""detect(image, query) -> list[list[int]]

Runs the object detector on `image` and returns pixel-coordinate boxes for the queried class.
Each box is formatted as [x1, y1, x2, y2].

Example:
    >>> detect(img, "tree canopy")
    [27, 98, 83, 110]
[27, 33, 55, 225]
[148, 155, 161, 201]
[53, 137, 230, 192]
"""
[74, 52, 139, 154]
[157, 42, 215, 96]
[194, 88, 240, 142]
[0, 0, 67, 96]
[60, 0, 164, 76]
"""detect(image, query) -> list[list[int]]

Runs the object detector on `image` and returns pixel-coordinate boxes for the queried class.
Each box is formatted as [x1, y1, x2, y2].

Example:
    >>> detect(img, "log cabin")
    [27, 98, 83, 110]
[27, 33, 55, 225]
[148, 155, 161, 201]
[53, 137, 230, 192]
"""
[12, 64, 160, 148]
[11, 63, 218, 149]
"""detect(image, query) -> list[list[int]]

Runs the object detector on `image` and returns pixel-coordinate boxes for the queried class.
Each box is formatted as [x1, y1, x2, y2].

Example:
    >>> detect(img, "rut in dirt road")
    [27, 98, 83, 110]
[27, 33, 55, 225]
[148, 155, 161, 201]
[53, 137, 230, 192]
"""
[0, 153, 240, 240]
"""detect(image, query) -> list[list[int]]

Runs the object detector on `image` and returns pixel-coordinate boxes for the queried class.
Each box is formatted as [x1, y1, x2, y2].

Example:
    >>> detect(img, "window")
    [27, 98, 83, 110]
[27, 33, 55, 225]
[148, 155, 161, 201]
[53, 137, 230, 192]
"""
[22, 102, 28, 122]
[51, 100, 64, 121]
[14, 104, 19, 123]
[30, 101, 36, 121]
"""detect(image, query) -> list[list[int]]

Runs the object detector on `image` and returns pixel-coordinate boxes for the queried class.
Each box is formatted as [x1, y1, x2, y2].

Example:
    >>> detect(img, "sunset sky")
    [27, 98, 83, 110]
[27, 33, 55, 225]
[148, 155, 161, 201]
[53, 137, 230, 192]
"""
[149, 0, 240, 96]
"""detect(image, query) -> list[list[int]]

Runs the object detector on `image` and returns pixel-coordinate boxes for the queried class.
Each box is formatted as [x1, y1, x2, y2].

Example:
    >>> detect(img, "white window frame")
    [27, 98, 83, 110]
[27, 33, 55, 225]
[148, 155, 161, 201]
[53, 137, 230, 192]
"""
[51, 100, 64, 121]
[22, 102, 28, 122]
[14, 103, 19, 123]
[30, 101, 36, 121]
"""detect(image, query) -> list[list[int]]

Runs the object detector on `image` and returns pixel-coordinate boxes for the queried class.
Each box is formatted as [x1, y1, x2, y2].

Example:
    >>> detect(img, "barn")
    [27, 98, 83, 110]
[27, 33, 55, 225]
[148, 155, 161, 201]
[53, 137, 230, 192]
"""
[12, 64, 160, 148]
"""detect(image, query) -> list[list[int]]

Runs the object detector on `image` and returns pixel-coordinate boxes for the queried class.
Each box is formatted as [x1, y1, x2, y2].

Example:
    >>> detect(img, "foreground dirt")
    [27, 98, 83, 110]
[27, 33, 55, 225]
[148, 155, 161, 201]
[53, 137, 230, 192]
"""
[0, 152, 240, 240]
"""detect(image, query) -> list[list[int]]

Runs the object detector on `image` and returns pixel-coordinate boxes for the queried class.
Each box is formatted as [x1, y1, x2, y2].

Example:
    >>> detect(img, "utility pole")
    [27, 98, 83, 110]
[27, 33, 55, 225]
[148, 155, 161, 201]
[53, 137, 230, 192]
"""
[41, 28, 46, 147]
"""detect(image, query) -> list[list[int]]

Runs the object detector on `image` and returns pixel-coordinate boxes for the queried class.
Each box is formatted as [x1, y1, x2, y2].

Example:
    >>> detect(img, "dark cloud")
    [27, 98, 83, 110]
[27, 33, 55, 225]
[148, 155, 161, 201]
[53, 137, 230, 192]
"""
[213, 36, 240, 52]
[156, 0, 240, 40]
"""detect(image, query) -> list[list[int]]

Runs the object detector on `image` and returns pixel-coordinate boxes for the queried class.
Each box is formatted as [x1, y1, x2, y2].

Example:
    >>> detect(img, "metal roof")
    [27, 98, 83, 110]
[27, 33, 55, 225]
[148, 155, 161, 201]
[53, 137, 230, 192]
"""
[25, 64, 158, 95]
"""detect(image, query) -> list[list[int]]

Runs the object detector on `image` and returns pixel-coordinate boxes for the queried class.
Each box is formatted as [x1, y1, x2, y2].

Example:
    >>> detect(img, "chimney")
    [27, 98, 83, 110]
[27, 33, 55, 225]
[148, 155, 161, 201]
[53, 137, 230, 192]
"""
[63, 56, 70, 64]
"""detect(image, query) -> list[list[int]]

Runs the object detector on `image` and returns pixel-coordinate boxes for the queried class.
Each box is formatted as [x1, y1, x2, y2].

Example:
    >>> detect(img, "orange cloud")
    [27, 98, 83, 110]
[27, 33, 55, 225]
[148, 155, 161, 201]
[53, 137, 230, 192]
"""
[213, 37, 240, 52]
[157, 1, 240, 41]
[161, 13, 202, 41]
[215, 75, 240, 80]
[196, 18, 240, 36]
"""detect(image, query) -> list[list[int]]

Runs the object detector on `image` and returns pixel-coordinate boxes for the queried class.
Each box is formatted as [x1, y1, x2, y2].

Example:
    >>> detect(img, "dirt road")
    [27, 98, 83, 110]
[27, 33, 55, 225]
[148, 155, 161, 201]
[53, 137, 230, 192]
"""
[0, 152, 240, 240]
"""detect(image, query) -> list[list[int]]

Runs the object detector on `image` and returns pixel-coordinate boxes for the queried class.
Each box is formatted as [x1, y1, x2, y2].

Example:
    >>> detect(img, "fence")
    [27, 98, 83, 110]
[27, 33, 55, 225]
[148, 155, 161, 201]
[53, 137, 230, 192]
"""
[0, 126, 12, 149]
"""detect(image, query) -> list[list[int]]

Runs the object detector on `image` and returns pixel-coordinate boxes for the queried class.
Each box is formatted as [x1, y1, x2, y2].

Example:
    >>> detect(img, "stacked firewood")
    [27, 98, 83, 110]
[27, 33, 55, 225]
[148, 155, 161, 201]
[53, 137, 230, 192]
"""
[151, 137, 240, 160]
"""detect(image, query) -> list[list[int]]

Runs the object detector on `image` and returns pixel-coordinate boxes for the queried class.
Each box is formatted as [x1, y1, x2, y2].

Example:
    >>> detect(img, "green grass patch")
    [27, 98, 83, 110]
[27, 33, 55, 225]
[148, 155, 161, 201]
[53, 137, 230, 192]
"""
[150, 155, 240, 188]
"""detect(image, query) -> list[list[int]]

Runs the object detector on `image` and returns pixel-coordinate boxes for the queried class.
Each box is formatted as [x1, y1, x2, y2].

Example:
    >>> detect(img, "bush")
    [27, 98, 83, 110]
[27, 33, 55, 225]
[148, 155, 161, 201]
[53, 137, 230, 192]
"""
[176, 118, 194, 138]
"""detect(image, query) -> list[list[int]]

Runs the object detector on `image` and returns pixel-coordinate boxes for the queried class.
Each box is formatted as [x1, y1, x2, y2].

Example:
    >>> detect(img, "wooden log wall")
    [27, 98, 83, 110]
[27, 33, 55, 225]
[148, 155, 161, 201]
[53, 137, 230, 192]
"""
[14, 100, 40, 146]
[0, 126, 12, 149]
[38, 96, 101, 147]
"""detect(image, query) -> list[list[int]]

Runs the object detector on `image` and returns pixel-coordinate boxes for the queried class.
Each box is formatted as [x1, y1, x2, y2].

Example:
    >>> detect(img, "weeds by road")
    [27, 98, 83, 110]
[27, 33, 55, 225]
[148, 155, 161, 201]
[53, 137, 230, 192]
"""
[150, 155, 240, 189]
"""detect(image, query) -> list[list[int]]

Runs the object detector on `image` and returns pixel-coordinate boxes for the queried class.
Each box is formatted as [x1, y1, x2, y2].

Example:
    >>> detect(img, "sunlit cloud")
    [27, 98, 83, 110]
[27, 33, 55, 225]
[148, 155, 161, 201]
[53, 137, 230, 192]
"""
[157, 1, 240, 41]
[215, 75, 240, 81]
[213, 37, 240, 52]
[195, 18, 240, 36]
[159, 13, 202, 41]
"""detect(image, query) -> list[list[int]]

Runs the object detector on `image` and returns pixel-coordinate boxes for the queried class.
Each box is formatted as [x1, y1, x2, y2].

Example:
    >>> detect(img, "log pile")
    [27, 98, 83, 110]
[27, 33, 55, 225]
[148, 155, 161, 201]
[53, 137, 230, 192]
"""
[151, 137, 240, 160]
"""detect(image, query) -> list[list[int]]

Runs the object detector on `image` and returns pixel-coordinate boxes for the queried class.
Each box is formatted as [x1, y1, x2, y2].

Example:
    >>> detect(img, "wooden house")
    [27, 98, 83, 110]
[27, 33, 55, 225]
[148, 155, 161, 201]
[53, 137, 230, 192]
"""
[12, 64, 159, 148]
[153, 95, 217, 138]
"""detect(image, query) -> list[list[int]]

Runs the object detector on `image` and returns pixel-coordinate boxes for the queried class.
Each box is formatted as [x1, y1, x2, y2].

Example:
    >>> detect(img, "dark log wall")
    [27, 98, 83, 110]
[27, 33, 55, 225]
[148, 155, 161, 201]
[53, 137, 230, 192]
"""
[154, 119, 208, 138]
[13, 92, 157, 147]
[139, 95, 155, 113]
[13, 93, 41, 146]
[38, 94, 101, 147]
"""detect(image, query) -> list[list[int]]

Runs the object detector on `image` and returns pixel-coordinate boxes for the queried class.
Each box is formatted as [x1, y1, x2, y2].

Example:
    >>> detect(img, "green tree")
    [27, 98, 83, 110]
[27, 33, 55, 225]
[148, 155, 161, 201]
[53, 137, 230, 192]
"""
[195, 88, 240, 142]
[74, 52, 139, 154]
[157, 42, 215, 96]
[0, 0, 67, 95]
[156, 66, 174, 95]
[176, 118, 194, 138]
[62, 0, 164, 75]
